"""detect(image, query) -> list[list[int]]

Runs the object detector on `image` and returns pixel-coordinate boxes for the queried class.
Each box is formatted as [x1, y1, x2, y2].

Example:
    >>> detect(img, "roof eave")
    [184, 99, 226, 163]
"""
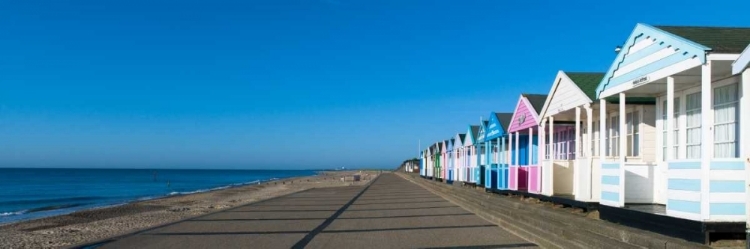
[732, 44, 750, 75]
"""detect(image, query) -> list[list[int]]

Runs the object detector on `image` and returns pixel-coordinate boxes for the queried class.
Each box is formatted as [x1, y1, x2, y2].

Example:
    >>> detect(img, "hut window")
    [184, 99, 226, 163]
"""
[685, 92, 702, 159]
[660, 98, 680, 160]
[626, 110, 640, 157]
[673, 97, 681, 159]
[608, 116, 620, 157]
[662, 100, 668, 161]
[591, 121, 599, 156]
[581, 126, 587, 157]
[568, 127, 578, 160]
[714, 83, 740, 158]
[544, 133, 550, 160]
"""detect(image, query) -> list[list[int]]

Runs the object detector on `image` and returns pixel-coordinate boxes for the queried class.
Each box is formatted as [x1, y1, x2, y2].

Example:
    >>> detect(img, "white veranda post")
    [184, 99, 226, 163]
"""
[619, 93, 626, 205]
[540, 120, 546, 193]
[529, 127, 535, 192]
[580, 107, 581, 193]
[741, 69, 750, 236]
[700, 62, 713, 220]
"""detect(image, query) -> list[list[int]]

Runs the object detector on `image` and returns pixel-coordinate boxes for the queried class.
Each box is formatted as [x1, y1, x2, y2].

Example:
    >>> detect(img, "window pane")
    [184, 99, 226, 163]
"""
[662, 100, 667, 160]
[627, 112, 633, 134]
[662, 101, 668, 129]
[627, 136, 633, 156]
[714, 83, 739, 158]
[686, 93, 701, 159]
[634, 134, 640, 157]
[673, 97, 680, 159]
[605, 118, 610, 156]
[673, 98, 680, 129]
[613, 137, 619, 157]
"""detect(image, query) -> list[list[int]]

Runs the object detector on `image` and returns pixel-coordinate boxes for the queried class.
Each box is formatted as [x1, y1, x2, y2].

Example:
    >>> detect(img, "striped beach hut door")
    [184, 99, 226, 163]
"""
[600, 160, 625, 207]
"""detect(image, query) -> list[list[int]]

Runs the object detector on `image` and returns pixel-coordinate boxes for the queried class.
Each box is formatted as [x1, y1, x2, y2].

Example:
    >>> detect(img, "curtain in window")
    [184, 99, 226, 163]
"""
[685, 93, 701, 159]
[571, 128, 577, 160]
[582, 126, 587, 158]
[605, 118, 611, 157]
[714, 83, 739, 158]
[673, 98, 680, 159]
[627, 113, 633, 156]
[662, 101, 667, 160]
[546, 133, 550, 160]
[630, 111, 641, 157]
[593, 121, 599, 157]
[610, 116, 619, 157]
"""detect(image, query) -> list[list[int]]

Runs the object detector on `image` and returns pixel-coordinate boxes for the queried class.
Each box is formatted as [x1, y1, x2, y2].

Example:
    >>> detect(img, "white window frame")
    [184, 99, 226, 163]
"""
[713, 80, 741, 159]
[655, 76, 741, 161]
[592, 120, 599, 157]
[544, 131, 554, 160]
[660, 100, 668, 161]
[626, 110, 640, 157]
[605, 106, 644, 159]
[684, 91, 702, 159]
[610, 115, 620, 157]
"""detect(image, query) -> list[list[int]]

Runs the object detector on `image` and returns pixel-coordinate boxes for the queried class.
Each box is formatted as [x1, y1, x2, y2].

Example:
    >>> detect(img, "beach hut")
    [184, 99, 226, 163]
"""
[454, 133, 466, 183]
[441, 140, 449, 181]
[434, 142, 443, 181]
[428, 144, 436, 180]
[464, 125, 481, 185]
[537, 71, 605, 205]
[507, 94, 547, 193]
[425, 148, 433, 178]
[483, 112, 514, 190]
[446, 138, 455, 183]
[476, 120, 490, 187]
[594, 24, 750, 243]
[420, 150, 426, 177]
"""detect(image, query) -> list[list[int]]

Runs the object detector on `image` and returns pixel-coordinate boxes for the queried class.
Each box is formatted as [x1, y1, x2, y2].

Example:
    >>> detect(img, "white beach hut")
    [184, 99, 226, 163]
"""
[594, 24, 750, 243]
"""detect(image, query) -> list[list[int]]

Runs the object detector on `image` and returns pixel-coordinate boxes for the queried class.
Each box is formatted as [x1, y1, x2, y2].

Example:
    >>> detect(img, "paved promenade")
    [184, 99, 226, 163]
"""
[95, 174, 537, 249]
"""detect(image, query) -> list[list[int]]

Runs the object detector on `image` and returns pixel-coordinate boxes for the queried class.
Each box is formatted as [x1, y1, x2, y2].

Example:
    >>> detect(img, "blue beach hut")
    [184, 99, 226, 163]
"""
[483, 112, 514, 190]
[475, 120, 489, 187]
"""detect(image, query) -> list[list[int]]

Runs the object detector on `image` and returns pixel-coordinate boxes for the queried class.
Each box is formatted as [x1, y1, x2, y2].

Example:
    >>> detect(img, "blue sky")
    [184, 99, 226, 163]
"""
[1, 0, 749, 169]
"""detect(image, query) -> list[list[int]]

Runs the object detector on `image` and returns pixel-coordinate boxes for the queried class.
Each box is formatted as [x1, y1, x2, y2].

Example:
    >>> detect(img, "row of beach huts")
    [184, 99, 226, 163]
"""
[417, 23, 750, 244]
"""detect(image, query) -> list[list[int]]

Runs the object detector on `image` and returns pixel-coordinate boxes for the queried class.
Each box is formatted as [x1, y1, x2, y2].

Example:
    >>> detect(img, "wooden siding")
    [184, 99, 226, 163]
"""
[543, 74, 591, 118]
[509, 97, 540, 132]
[641, 105, 657, 163]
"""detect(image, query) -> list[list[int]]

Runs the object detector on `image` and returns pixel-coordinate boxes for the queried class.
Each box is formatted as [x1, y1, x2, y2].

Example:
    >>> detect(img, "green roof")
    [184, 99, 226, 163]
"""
[566, 72, 604, 100]
[655, 26, 750, 53]
[603, 96, 656, 105]
[522, 94, 548, 113]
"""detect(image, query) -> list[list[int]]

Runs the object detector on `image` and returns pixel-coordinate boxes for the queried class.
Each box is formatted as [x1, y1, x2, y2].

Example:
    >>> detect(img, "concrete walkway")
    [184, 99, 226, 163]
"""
[95, 174, 538, 249]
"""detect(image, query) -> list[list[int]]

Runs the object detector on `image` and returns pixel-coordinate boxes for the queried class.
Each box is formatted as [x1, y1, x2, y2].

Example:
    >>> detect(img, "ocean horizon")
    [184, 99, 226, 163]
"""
[0, 168, 319, 224]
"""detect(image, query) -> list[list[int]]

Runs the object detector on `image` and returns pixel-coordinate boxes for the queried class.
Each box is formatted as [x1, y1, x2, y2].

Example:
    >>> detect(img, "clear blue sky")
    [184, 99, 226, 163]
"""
[1, 0, 748, 169]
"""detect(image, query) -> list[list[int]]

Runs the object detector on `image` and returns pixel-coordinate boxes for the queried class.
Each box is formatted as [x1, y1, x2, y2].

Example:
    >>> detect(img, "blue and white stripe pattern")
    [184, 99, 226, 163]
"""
[666, 160, 702, 220]
[600, 162, 623, 207]
[708, 159, 746, 221]
[596, 23, 709, 99]
[666, 160, 747, 221]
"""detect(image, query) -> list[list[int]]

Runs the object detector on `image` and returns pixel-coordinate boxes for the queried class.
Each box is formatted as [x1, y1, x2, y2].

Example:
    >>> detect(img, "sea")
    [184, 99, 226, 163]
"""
[0, 168, 317, 224]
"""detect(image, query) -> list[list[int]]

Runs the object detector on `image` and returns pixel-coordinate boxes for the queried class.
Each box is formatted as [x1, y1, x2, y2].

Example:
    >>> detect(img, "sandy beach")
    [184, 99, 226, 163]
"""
[0, 170, 379, 249]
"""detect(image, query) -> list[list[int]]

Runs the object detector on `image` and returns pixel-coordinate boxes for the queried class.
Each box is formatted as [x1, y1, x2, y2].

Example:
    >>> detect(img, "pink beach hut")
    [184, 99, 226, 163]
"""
[507, 94, 547, 193]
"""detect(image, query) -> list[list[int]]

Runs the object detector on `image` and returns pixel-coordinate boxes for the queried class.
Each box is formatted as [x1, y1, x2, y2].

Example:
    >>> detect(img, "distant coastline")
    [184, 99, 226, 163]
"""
[0, 170, 376, 248]
[0, 168, 319, 224]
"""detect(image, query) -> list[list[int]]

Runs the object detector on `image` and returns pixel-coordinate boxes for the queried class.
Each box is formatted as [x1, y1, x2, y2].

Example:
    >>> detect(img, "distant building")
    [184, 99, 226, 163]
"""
[401, 158, 420, 173]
